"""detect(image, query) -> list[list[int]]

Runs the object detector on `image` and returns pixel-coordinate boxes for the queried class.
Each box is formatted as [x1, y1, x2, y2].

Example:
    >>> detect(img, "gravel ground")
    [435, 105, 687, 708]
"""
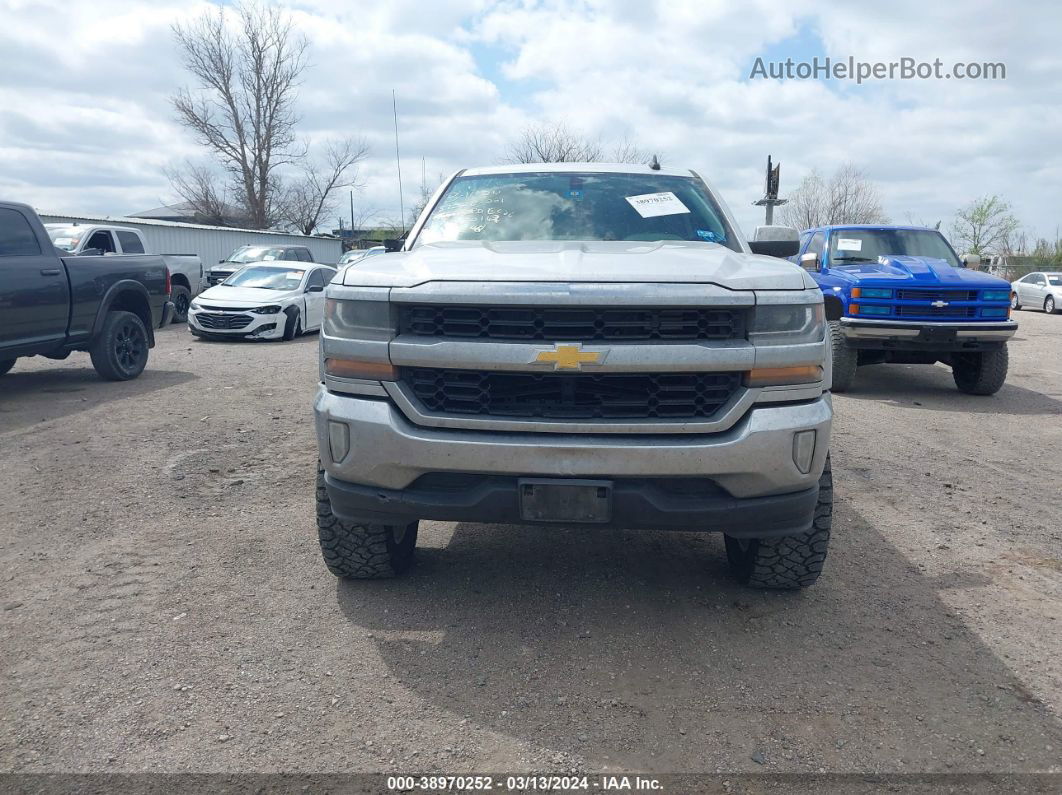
[1, 311, 1060, 779]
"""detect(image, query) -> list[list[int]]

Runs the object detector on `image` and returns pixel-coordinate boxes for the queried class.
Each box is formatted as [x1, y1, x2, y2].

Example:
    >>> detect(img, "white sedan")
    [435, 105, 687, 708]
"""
[188, 263, 336, 341]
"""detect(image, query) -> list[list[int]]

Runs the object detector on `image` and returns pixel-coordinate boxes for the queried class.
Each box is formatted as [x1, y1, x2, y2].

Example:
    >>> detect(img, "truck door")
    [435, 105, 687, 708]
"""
[0, 207, 71, 351]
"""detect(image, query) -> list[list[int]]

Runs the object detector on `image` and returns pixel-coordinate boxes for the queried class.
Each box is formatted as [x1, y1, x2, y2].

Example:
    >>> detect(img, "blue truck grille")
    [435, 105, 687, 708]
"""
[895, 305, 977, 318]
[403, 368, 741, 420]
[895, 289, 979, 302]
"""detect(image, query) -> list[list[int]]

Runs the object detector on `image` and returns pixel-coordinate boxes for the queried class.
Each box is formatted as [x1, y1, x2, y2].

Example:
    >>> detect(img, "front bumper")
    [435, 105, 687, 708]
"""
[159, 301, 175, 328]
[187, 308, 284, 339]
[316, 386, 831, 505]
[839, 318, 1016, 350]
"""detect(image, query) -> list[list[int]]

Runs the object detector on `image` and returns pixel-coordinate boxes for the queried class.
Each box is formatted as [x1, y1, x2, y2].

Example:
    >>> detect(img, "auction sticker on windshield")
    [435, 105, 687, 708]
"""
[836, 238, 863, 251]
[625, 192, 690, 218]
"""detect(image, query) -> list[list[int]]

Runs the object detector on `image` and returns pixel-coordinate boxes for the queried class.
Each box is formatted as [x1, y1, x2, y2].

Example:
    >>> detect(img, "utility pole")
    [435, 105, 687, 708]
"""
[753, 155, 787, 225]
[392, 89, 405, 233]
[349, 190, 355, 237]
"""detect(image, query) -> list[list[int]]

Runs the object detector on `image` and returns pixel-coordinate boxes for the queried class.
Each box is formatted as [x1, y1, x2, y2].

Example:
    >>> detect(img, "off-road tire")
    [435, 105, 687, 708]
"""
[89, 310, 149, 381]
[170, 285, 191, 323]
[1011, 293, 1021, 311]
[829, 321, 857, 393]
[0, 359, 15, 376]
[1046, 296, 1057, 314]
[952, 345, 1008, 395]
[725, 455, 833, 590]
[316, 464, 418, 579]
[282, 308, 302, 341]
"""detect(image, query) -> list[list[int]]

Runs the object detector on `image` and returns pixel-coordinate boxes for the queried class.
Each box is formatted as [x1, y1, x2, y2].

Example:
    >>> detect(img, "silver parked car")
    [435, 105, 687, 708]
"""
[1011, 271, 1062, 314]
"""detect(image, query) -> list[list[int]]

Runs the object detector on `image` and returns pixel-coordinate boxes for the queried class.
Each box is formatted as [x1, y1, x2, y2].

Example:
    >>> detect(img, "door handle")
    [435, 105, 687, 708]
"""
[40, 268, 61, 276]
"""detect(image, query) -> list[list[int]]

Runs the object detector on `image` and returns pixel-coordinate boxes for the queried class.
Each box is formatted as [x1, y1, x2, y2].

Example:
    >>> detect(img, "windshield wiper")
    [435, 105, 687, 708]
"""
[832, 256, 876, 263]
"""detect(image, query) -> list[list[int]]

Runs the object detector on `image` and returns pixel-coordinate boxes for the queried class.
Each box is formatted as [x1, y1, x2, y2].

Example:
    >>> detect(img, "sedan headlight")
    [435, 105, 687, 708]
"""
[749, 303, 825, 346]
[189, 300, 202, 311]
[252, 305, 282, 314]
[324, 298, 392, 340]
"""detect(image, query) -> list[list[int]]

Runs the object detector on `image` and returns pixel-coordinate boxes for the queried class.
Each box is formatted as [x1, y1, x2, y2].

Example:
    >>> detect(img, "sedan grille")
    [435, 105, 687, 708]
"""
[399, 305, 746, 341]
[895, 289, 979, 302]
[402, 368, 741, 420]
[196, 312, 253, 329]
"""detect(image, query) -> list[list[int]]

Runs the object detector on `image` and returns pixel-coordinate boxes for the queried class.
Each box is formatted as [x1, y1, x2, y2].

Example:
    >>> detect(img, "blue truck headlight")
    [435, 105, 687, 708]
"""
[981, 307, 1009, 318]
[982, 290, 1011, 302]
[857, 305, 892, 316]
[860, 288, 893, 299]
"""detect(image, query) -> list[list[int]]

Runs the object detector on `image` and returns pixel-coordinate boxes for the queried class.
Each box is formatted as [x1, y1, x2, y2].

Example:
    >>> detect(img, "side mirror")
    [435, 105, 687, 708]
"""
[218, 259, 226, 264]
[383, 237, 405, 253]
[79, 247, 103, 257]
[960, 253, 981, 268]
[305, 284, 324, 293]
[799, 252, 820, 271]
[749, 225, 800, 258]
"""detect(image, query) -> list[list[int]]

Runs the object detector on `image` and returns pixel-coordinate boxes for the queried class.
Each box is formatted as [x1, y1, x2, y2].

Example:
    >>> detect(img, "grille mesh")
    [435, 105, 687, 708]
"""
[895, 289, 979, 302]
[895, 305, 976, 318]
[196, 312, 253, 329]
[403, 368, 741, 420]
[399, 305, 745, 341]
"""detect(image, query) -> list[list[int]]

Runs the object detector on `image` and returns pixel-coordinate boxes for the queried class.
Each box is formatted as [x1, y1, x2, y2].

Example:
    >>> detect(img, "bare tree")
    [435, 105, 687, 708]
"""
[164, 162, 245, 226]
[948, 195, 1020, 256]
[504, 122, 604, 164]
[779, 164, 888, 228]
[171, 3, 308, 229]
[609, 136, 653, 165]
[281, 139, 369, 235]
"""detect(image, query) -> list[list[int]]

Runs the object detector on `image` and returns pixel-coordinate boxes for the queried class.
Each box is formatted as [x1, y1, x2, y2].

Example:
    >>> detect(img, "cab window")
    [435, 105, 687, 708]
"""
[85, 230, 116, 254]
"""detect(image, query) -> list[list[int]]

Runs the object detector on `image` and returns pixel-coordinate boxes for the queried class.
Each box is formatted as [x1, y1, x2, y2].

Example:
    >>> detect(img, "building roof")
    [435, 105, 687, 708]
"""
[37, 210, 337, 241]
[130, 201, 245, 220]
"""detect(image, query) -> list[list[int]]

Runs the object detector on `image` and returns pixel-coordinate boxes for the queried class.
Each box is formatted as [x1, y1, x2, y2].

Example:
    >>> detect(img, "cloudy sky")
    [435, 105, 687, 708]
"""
[1, 0, 1059, 240]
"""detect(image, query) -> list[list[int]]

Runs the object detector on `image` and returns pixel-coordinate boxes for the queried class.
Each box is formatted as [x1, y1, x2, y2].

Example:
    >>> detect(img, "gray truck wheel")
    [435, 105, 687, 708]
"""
[316, 464, 418, 579]
[90, 311, 149, 381]
[829, 321, 857, 392]
[952, 345, 1008, 395]
[170, 285, 191, 323]
[725, 455, 832, 590]
[0, 359, 15, 376]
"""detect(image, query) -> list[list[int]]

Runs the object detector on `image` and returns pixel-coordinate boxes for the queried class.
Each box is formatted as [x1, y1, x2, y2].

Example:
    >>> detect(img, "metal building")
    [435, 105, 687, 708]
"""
[37, 212, 343, 266]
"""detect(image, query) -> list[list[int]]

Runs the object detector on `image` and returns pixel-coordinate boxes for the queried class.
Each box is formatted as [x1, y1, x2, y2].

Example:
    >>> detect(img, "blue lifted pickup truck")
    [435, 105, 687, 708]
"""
[794, 225, 1016, 395]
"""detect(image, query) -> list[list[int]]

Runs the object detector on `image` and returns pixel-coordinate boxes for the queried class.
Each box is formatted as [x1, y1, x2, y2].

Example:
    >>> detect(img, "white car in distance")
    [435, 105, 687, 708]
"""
[188, 263, 336, 341]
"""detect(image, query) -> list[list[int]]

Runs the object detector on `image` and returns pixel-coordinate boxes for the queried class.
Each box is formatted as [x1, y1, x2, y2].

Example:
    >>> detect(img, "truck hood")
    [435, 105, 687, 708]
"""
[196, 285, 298, 303]
[341, 241, 813, 291]
[832, 255, 1011, 287]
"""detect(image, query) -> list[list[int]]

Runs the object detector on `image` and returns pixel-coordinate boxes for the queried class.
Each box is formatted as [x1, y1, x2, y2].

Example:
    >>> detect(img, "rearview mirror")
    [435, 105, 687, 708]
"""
[749, 225, 799, 258]
[799, 252, 820, 271]
[383, 237, 405, 253]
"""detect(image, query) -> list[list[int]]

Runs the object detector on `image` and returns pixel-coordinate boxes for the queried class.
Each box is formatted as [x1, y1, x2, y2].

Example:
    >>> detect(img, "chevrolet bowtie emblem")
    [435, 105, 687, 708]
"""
[531, 343, 607, 370]
[931, 300, 949, 308]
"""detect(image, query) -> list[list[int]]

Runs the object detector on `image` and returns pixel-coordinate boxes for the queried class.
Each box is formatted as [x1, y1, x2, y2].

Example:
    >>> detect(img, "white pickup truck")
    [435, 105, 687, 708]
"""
[314, 162, 834, 590]
[44, 223, 204, 322]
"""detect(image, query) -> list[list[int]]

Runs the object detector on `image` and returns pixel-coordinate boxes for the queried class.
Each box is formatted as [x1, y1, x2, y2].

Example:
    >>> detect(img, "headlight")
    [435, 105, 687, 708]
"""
[324, 298, 392, 340]
[749, 303, 825, 345]
[982, 290, 1011, 301]
[252, 305, 282, 314]
[855, 287, 892, 299]
[189, 300, 202, 311]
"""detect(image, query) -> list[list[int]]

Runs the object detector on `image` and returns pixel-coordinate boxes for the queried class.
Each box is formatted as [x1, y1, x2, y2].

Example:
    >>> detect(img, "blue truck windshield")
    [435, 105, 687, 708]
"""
[828, 228, 962, 268]
[417, 172, 737, 250]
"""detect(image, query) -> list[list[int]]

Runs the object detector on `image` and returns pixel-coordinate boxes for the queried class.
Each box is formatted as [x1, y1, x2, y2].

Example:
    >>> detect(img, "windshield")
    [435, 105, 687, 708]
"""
[228, 246, 286, 263]
[1047, 275, 1062, 286]
[222, 266, 306, 290]
[828, 228, 962, 267]
[417, 172, 737, 250]
[46, 226, 83, 252]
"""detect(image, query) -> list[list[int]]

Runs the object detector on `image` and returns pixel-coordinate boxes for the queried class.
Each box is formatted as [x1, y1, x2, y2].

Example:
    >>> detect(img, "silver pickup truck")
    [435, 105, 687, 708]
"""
[313, 163, 833, 589]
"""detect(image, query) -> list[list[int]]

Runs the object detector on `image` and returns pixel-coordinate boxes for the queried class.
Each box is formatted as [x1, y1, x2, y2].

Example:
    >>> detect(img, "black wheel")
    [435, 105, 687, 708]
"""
[316, 464, 418, 579]
[1046, 296, 1057, 314]
[170, 285, 191, 323]
[828, 321, 857, 393]
[952, 345, 1009, 395]
[89, 310, 149, 381]
[282, 308, 302, 341]
[0, 358, 15, 376]
[725, 455, 833, 590]
[1011, 292, 1021, 311]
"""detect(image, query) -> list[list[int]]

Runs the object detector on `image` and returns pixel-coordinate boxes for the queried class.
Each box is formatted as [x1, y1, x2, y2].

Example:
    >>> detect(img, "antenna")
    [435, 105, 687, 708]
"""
[649, 154, 661, 171]
[392, 89, 405, 233]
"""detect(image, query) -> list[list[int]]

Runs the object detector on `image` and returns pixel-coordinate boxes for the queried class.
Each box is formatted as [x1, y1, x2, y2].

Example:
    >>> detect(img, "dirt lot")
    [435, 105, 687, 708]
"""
[1, 310, 1060, 779]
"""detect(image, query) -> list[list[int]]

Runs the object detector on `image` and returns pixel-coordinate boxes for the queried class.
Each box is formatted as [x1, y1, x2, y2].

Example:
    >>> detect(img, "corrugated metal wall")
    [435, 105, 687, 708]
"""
[38, 213, 343, 266]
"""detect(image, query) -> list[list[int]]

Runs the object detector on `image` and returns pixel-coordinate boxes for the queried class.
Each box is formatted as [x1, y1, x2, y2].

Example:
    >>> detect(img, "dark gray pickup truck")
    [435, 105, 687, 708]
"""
[0, 201, 174, 381]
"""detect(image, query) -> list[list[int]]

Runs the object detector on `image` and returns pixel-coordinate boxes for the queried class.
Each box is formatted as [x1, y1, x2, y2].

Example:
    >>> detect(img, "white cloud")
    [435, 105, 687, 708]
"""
[0, 0, 1058, 240]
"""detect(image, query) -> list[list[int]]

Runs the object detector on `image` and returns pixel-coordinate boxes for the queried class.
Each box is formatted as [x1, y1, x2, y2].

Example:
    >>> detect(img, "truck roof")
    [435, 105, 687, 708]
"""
[803, 224, 938, 233]
[462, 162, 694, 178]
